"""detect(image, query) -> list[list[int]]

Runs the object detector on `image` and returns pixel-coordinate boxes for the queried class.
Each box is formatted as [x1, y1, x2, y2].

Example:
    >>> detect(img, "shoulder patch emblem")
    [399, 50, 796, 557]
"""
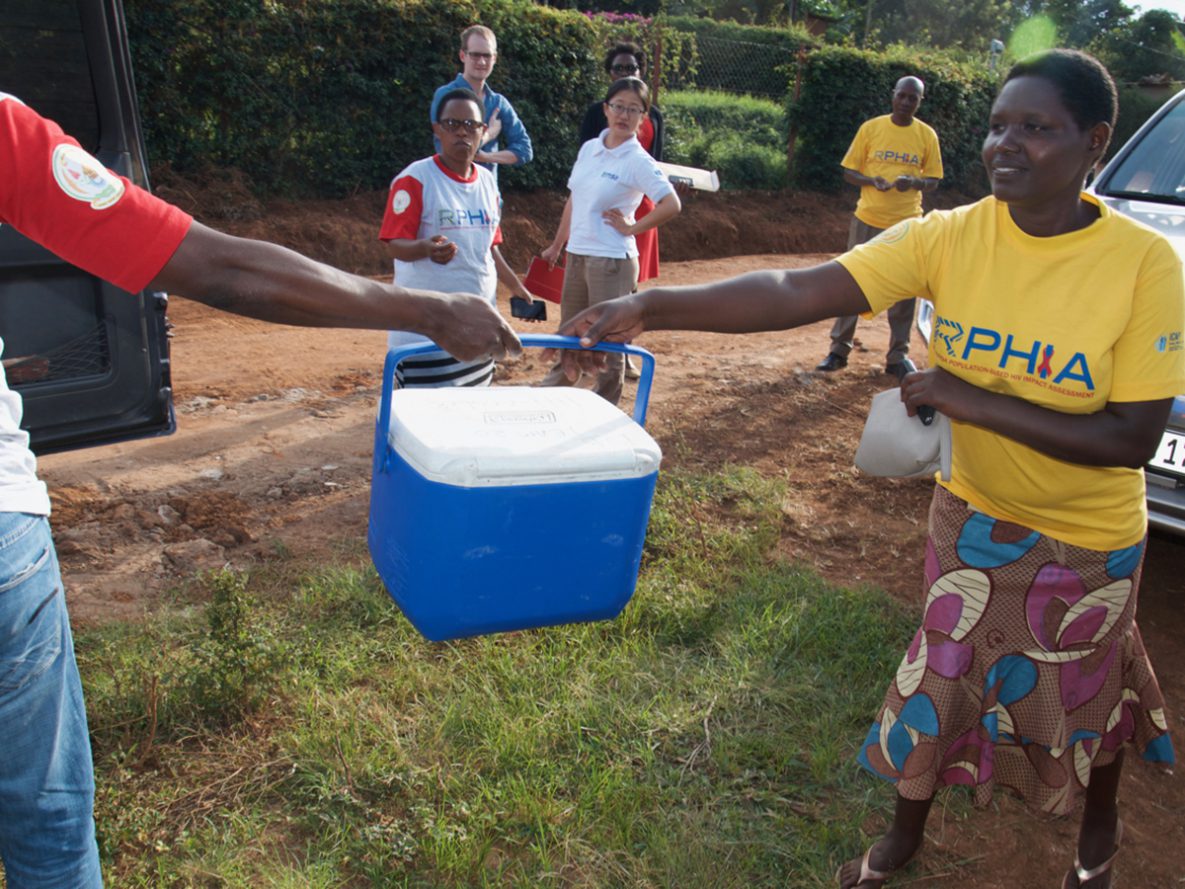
[392, 189, 412, 214]
[51, 143, 124, 209]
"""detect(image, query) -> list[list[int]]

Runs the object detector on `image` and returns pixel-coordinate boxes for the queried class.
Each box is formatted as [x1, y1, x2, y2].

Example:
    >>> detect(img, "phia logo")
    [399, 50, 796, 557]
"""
[934, 317, 964, 358]
[963, 328, 1093, 390]
[1037, 344, 1054, 380]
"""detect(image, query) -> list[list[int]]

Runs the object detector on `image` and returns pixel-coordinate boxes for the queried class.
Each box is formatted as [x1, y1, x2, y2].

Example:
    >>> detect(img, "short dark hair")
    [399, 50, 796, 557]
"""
[433, 88, 483, 123]
[604, 76, 650, 110]
[1004, 49, 1118, 131]
[604, 42, 645, 75]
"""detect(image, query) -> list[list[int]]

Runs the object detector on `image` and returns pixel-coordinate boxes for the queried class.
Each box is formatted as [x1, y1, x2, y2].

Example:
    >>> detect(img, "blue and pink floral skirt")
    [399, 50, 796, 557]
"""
[858, 486, 1174, 815]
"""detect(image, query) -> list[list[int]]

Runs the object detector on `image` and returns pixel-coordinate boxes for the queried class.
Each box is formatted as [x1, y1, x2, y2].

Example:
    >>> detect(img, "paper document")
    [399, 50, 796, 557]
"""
[655, 162, 720, 192]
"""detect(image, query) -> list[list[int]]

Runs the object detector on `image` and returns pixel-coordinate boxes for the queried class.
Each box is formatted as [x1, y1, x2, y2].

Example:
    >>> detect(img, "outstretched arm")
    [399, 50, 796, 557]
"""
[552, 261, 869, 377]
[563, 260, 869, 343]
[151, 221, 521, 362]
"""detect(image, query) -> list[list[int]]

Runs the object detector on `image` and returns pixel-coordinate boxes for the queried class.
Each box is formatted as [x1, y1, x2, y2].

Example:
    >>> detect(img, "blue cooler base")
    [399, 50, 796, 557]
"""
[368, 447, 658, 641]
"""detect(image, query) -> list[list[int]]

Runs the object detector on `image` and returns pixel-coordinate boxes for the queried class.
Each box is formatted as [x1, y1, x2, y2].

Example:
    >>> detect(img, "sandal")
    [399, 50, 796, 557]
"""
[835, 840, 922, 889]
[1061, 819, 1124, 889]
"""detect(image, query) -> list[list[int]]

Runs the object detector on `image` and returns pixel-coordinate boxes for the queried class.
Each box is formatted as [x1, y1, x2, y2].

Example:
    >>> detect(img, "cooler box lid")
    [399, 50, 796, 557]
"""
[388, 387, 662, 487]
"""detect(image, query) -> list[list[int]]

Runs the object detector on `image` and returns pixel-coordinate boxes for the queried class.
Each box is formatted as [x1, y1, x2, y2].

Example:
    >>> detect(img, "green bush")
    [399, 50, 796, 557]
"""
[705, 135, 787, 188]
[788, 45, 997, 196]
[125, 0, 601, 196]
[663, 89, 786, 189]
[187, 570, 287, 723]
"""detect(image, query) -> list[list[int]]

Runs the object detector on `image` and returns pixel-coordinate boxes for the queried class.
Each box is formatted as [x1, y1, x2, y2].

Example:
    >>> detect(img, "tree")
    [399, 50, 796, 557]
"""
[1012, 0, 1135, 47]
[1094, 9, 1185, 81]
[863, 0, 1016, 50]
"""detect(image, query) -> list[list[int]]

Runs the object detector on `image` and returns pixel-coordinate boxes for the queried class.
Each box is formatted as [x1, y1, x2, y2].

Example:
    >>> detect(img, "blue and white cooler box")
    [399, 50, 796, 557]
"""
[368, 335, 662, 641]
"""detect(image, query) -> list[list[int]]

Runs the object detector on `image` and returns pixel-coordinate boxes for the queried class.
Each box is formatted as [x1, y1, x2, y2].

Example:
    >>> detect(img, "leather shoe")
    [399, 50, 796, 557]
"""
[885, 358, 917, 383]
[815, 352, 847, 372]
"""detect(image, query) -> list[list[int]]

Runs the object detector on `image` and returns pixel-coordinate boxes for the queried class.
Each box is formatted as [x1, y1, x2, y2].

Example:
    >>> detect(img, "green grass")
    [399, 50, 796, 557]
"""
[662, 90, 789, 190]
[75, 466, 919, 887]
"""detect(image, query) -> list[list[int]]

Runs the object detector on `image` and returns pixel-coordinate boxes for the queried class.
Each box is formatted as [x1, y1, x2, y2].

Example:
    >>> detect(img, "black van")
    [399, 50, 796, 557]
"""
[0, 0, 173, 454]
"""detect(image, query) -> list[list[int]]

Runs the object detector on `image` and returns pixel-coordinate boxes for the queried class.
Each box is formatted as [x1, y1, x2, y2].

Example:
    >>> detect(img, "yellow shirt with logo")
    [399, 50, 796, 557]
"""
[837, 195, 1185, 550]
[842, 115, 944, 229]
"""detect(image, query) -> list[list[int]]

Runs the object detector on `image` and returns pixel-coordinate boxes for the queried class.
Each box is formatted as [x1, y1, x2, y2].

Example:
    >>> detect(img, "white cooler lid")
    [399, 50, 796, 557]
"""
[387, 386, 662, 487]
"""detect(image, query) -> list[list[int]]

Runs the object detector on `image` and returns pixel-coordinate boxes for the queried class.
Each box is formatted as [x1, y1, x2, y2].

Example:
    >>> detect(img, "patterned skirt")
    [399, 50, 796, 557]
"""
[858, 486, 1175, 815]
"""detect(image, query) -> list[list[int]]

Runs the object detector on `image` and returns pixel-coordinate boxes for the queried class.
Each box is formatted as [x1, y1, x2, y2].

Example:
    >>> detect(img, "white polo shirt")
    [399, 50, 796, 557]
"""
[566, 131, 674, 259]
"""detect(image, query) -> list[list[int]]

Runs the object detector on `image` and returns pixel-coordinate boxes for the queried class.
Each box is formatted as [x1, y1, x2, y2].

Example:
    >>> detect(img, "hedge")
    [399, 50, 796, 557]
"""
[125, 2, 1158, 201]
[662, 89, 788, 189]
[125, 0, 602, 196]
[787, 46, 997, 196]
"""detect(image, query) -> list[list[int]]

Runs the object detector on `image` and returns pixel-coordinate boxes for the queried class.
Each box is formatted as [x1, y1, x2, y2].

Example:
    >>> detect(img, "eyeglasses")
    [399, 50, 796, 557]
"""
[606, 103, 645, 118]
[464, 51, 495, 61]
[611, 63, 640, 75]
[438, 118, 487, 133]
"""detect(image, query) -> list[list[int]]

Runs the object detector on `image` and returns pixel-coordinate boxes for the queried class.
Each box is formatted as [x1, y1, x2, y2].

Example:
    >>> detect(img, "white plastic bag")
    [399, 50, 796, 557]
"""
[854, 388, 951, 481]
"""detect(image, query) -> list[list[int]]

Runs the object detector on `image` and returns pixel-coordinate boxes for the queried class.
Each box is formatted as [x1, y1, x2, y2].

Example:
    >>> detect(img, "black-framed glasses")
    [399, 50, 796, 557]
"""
[606, 103, 645, 118]
[438, 118, 487, 133]
[611, 63, 640, 75]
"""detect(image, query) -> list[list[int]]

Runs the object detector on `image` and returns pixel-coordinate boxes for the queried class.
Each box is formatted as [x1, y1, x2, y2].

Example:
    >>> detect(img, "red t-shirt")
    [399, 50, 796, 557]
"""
[0, 94, 192, 293]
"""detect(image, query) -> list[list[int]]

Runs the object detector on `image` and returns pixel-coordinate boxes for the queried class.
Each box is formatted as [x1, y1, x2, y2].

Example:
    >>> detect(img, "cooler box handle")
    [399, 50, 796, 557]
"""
[375, 334, 656, 473]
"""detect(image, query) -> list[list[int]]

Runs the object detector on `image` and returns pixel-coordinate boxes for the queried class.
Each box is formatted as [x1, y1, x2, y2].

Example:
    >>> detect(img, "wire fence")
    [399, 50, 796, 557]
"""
[684, 35, 796, 99]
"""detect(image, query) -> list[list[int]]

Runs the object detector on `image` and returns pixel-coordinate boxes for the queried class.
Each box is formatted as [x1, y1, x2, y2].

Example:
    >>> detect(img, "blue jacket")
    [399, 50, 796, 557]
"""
[431, 74, 533, 181]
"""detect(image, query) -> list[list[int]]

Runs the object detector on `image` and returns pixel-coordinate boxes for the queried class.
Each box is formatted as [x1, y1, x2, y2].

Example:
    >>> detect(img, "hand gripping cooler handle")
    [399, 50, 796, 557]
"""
[374, 334, 657, 474]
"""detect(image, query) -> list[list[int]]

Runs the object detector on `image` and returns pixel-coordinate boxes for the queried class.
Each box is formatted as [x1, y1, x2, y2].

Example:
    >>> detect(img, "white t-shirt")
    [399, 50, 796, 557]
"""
[566, 131, 674, 259]
[378, 156, 504, 387]
[0, 340, 49, 515]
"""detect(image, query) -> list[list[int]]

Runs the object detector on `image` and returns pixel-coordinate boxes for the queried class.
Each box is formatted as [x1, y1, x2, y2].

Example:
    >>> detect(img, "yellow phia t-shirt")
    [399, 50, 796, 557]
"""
[842, 115, 944, 230]
[837, 195, 1185, 550]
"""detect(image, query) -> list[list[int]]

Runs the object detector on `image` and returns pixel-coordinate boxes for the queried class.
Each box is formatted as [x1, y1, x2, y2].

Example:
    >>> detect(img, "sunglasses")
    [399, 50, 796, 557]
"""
[611, 63, 640, 75]
[464, 51, 495, 61]
[438, 118, 487, 133]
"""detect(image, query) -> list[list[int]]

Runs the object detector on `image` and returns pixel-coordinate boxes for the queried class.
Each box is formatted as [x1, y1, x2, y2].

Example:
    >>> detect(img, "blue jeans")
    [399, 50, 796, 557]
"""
[0, 514, 101, 888]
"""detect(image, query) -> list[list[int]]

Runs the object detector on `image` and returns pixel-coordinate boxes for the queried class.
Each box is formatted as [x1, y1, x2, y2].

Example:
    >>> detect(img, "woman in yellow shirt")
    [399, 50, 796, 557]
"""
[554, 50, 1181, 889]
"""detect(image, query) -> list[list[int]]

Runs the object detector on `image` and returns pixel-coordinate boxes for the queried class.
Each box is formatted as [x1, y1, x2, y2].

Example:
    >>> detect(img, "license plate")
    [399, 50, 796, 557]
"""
[1148, 430, 1185, 478]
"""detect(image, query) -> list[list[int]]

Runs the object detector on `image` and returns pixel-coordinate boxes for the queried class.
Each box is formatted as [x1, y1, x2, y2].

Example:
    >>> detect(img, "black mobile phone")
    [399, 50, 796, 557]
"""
[510, 295, 547, 321]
